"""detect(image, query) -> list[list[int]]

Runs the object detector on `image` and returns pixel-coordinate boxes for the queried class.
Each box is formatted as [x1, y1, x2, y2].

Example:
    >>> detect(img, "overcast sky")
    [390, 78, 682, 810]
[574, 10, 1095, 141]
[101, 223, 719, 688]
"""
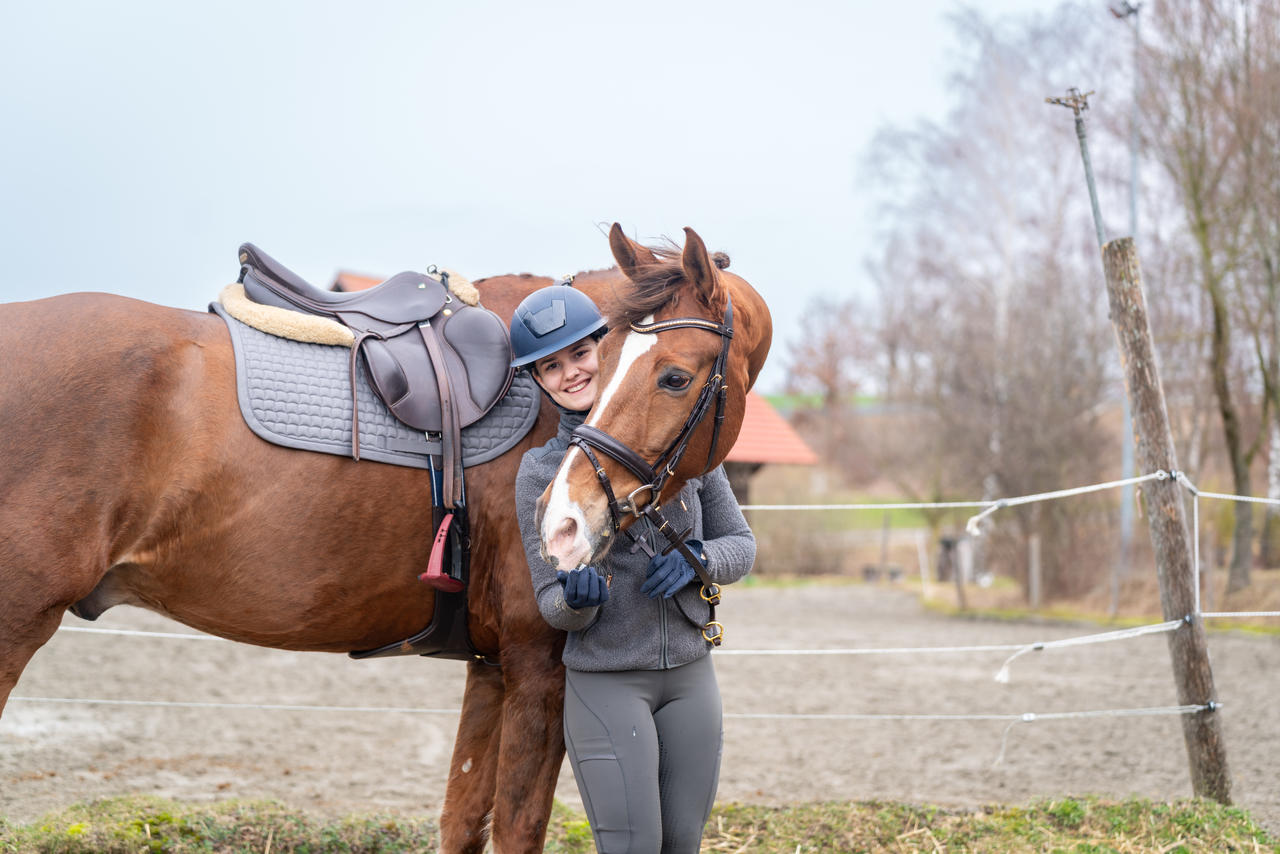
[2, 0, 1069, 392]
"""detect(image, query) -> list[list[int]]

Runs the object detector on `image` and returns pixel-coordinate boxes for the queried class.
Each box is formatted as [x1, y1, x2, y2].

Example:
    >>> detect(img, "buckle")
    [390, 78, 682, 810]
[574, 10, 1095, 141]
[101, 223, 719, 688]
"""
[702, 621, 725, 646]
[623, 483, 655, 513]
[700, 584, 722, 606]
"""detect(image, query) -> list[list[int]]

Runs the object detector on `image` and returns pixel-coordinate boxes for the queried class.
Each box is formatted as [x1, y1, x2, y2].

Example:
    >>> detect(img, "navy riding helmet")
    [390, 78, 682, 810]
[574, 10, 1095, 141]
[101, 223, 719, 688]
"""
[509, 283, 607, 369]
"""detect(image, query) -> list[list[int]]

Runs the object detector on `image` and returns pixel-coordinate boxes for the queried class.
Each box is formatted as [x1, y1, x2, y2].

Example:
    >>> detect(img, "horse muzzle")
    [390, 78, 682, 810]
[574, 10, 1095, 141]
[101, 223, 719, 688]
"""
[536, 486, 612, 570]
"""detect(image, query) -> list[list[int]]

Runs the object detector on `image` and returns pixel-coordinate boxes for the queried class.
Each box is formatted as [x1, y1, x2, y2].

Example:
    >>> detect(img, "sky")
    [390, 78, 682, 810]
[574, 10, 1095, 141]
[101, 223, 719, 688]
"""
[1, 0, 1067, 393]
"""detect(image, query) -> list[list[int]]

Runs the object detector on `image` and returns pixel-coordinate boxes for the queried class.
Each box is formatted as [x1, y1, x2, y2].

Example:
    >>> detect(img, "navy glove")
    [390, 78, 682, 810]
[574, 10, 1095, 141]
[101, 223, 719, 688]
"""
[558, 566, 610, 609]
[641, 539, 706, 599]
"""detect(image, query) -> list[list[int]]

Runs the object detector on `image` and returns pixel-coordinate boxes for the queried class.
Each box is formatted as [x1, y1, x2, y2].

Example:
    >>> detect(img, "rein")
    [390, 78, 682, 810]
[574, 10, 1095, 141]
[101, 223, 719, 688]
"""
[568, 296, 734, 645]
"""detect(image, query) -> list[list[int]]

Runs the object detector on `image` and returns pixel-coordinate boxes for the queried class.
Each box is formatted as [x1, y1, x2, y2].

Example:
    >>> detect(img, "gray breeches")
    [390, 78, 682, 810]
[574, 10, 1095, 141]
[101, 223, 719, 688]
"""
[562, 654, 723, 854]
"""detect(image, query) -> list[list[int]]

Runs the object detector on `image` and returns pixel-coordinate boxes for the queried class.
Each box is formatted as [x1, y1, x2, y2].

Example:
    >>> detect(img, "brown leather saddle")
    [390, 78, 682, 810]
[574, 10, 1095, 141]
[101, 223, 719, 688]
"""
[237, 243, 514, 515]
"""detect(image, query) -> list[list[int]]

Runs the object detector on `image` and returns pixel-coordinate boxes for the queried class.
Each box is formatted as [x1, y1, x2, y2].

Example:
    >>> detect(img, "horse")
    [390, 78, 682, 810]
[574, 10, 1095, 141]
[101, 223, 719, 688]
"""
[0, 223, 772, 852]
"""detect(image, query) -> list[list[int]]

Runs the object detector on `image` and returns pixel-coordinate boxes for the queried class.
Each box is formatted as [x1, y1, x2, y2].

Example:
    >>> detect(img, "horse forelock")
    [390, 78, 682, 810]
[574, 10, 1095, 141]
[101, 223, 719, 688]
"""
[603, 242, 731, 332]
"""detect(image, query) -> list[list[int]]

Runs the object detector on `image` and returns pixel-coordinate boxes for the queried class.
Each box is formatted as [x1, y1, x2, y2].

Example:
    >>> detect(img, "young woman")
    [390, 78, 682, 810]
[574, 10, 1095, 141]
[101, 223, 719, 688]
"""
[511, 284, 755, 853]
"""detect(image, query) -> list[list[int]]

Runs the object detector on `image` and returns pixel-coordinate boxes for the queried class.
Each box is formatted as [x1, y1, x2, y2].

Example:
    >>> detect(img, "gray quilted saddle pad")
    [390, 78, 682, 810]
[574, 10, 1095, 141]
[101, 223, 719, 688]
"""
[211, 302, 540, 470]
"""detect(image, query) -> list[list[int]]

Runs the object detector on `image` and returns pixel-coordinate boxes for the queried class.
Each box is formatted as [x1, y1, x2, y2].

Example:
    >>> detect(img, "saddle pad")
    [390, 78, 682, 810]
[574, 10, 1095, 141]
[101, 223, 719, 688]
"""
[211, 302, 540, 470]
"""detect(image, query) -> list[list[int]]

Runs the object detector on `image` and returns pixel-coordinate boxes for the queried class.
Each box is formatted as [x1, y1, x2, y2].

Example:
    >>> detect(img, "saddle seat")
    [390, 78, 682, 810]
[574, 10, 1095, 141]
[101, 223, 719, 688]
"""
[237, 242, 515, 510]
[239, 243, 450, 330]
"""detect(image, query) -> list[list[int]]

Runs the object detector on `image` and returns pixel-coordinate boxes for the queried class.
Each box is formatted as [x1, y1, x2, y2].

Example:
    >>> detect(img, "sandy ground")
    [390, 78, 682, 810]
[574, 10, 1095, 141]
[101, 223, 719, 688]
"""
[3, 583, 1277, 835]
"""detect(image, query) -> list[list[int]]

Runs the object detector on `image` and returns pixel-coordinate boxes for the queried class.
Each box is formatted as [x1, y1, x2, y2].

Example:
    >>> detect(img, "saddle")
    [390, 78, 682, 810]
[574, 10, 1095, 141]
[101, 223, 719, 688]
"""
[238, 243, 514, 515]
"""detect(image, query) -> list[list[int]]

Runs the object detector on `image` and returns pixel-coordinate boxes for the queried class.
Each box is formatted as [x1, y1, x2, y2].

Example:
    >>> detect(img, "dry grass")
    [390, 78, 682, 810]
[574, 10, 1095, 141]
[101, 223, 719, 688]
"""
[3, 796, 1275, 853]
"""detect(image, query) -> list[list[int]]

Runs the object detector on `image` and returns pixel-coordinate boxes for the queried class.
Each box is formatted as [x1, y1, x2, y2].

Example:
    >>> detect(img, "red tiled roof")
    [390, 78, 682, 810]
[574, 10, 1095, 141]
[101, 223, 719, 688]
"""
[726, 391, 819, 465]
[329, 269, 814, 466]
[331, 271, 381, 292]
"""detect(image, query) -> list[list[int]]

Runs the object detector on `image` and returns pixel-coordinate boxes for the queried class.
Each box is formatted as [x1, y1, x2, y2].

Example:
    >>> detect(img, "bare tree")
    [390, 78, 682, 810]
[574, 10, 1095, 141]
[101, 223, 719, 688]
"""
[832, 4, 1124, 600]
[786, 0, 1280, 600]
[1229, 3, 1280, 566]
[1141, 0, 1280, 589]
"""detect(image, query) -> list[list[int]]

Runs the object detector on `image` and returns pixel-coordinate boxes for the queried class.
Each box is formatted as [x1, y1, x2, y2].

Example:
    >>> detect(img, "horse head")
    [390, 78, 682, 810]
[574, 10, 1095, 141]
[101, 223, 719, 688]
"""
[536, 223, 772, 570]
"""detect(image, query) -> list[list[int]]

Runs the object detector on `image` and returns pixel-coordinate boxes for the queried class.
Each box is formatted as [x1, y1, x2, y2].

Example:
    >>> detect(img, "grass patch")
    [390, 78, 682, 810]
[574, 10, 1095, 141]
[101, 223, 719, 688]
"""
[2, 795, 1275, 853]
[0, 797, 437, 853]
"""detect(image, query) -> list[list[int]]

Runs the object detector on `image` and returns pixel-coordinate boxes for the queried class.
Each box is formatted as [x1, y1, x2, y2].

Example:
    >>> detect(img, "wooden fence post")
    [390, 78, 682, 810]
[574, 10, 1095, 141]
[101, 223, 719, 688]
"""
[1028, 534, 1042, 610]
[1102, 237, 1231, 803]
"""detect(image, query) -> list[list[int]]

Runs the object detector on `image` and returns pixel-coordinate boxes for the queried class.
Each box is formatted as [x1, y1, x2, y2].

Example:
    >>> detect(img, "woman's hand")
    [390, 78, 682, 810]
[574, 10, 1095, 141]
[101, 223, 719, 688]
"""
[557, 566, 610, 608]
[641, 540, 706, 599]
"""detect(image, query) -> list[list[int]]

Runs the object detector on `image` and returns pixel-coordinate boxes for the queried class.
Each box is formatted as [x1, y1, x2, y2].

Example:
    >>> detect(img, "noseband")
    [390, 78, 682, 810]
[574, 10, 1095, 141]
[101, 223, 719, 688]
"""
[568, 296, 735, 644]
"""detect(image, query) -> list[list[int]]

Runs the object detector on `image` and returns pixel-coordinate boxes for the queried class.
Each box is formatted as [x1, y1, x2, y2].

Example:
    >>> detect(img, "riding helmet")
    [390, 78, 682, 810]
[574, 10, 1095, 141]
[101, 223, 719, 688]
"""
[509, 283, 607, 369]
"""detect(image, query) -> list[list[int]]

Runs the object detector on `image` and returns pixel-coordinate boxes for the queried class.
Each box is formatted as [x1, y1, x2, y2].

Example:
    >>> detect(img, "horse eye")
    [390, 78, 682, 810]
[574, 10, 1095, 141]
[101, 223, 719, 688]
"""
[660, 373, 692, 391]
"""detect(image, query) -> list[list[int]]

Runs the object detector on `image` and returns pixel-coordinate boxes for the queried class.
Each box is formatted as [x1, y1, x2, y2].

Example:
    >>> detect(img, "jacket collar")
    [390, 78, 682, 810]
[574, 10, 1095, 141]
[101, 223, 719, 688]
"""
[556, 405, 589, 445]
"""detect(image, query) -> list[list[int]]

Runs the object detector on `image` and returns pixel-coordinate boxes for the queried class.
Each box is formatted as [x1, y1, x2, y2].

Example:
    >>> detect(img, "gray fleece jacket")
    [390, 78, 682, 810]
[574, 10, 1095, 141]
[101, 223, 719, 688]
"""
[516, 407, 756, 672]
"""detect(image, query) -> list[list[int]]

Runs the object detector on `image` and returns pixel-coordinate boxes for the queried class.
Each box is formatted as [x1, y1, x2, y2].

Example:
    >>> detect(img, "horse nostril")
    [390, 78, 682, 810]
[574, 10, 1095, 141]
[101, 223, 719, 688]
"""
[549, 515, 578, 551]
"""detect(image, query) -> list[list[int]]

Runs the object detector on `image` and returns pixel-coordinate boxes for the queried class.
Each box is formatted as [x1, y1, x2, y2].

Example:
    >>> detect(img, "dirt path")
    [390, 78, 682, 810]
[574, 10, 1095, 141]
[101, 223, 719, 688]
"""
[3, 584, 1277, 833]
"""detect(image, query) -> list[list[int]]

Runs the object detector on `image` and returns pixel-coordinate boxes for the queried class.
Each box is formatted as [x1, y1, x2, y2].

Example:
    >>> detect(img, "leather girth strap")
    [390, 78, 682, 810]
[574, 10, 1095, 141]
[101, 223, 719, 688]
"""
[348, 329, 383, 461]
[418, 320, 462, 508]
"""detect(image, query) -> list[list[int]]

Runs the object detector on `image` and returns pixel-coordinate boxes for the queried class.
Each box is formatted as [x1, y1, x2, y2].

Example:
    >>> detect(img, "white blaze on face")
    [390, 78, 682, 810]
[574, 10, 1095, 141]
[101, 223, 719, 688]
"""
[586, 317, 657, 429]
[541, 318, 657, 568]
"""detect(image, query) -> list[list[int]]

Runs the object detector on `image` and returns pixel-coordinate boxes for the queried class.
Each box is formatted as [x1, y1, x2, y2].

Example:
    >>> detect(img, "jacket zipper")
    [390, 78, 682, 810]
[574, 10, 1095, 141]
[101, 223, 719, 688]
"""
[660, 596, 669, 668]
[648, 516, 670, 668]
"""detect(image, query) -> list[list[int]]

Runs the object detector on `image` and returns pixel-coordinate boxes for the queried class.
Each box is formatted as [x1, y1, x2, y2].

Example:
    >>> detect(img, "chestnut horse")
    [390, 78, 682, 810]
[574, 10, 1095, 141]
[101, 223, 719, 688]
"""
[0, 223, 771, 852]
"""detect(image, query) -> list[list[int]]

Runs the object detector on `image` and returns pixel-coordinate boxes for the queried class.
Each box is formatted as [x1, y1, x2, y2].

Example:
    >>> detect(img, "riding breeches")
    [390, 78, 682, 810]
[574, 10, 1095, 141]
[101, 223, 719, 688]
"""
[562, 655, 723, 854]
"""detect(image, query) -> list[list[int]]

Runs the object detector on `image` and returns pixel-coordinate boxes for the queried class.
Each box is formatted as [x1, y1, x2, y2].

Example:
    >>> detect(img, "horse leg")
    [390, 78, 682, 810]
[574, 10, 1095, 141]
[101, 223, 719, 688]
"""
[0, 543, 105, 715]
[0, 591, 70, 715]
[440, 661, 505, 853]
[487, 646, 567, 853]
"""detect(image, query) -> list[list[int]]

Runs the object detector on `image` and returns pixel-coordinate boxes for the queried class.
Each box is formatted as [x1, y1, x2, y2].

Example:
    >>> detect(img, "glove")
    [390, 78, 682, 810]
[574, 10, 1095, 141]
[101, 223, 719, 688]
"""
[558, 566, 610, 609]
[641, 540, 706, 600]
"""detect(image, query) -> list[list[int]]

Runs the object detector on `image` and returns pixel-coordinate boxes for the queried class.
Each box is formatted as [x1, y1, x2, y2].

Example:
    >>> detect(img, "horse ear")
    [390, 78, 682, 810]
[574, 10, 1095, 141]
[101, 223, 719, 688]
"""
[681, 227, 723, 306]
[609, 223, 659, 281]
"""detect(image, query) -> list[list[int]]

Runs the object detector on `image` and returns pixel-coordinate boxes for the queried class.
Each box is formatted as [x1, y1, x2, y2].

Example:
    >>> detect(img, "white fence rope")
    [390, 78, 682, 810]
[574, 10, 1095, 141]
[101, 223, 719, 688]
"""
[1171, 471, 1280, 616]
[6, 696, 460, 715]
[740, 501, 989, 511]
[59, 626, 222, 641]
[962, 472, 1167, 537]
[720, 620, 1184, 683]
[744, 467, 1279, 624]
[57, 620, 1185, 685]
[6, 695, 1211, 727]
[992, 620, 1183, 684]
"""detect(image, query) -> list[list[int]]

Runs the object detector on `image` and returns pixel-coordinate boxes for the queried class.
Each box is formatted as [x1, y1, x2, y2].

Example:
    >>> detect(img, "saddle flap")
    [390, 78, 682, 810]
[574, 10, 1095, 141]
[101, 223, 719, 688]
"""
[440, 307, 516, 417]
[361, 303, 514, 434]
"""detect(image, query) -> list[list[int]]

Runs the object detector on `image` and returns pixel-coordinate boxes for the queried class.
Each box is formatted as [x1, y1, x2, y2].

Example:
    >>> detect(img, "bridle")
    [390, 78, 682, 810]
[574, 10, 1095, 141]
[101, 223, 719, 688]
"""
[568, 295, 735, 645]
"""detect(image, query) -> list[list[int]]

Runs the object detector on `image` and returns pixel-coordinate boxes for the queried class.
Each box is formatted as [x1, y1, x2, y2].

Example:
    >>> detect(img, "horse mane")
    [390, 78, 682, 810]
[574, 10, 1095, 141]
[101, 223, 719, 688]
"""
[604, 242, 731, 331]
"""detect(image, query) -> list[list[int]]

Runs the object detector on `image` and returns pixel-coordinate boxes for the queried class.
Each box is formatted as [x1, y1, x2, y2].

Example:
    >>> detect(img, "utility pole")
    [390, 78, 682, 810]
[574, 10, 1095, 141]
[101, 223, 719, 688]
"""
[1111, 0, 1142, 616]
[1045, 88, 1107, 612]
[1046, 89, 1106, 247]
[1048, 87, 1231, 803]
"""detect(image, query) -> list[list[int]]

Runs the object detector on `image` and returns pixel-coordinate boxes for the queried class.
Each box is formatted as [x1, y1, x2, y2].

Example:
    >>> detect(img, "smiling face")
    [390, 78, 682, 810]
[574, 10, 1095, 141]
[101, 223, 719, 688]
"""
[532, 336, 600, 412]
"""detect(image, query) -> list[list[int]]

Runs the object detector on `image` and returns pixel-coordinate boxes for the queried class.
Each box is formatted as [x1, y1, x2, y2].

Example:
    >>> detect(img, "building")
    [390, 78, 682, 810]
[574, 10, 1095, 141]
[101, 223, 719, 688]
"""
[723, 391, 818, 505]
